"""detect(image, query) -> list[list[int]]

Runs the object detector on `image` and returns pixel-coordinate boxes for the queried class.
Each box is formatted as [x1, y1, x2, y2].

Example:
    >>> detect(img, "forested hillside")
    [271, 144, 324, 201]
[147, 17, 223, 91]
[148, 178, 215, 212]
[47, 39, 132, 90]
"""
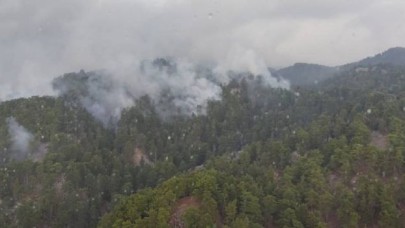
[275, 47, 405, 88]
[2, 64, 405, 227]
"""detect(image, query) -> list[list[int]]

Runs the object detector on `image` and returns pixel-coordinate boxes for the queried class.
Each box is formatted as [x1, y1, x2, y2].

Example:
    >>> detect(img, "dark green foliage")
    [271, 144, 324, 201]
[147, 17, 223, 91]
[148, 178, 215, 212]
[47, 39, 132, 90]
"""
[2, 65, 405, 227]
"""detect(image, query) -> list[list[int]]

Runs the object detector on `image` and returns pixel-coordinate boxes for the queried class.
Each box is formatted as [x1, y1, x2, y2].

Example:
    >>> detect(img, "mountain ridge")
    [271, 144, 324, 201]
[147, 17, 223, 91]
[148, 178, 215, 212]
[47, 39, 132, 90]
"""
[275, 46, 405, 87]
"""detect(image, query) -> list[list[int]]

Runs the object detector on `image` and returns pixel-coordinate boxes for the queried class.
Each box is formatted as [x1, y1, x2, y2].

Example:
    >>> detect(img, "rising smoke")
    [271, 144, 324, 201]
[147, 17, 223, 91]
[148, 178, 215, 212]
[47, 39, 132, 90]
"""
[1, 0, 292, 126]
[5, 0, 397, 126]
[6, 117, 34, 160]
[52, 56, 289, 126]
[2, 0, 400, 102]
[52, 70, 134, 126]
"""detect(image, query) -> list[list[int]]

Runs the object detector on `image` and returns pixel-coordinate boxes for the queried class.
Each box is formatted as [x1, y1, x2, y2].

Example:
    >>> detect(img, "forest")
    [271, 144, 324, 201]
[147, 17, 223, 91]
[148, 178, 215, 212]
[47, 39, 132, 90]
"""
[1, 63, 405, 227]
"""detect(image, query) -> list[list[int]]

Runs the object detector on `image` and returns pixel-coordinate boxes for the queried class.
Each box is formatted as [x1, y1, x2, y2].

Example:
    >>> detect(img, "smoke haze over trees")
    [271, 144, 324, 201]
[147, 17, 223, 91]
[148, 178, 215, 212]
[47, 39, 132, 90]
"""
[3, 0, 405, 227]
[5, 117, 33, 160]
[2, 0, 405, 100]
[2, 60, 405, 227]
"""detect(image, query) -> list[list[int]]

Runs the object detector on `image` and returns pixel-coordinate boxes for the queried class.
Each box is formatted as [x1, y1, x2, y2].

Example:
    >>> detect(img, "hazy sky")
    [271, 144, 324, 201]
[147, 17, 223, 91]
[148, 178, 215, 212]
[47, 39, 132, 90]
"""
[1, 0, 405, 100]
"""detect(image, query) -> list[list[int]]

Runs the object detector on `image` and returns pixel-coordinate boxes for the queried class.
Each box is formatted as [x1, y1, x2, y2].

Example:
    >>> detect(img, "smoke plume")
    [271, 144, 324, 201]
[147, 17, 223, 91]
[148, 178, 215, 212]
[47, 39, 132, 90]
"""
[2, 0, 401, 102]
[52, 53, 292, 126]
[4, 0, 400, 125]
[6, 117, 34, 160]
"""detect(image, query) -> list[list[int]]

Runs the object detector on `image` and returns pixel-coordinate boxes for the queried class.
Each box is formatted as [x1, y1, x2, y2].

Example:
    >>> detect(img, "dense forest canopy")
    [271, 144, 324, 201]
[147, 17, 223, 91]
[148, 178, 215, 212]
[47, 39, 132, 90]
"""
[2, 55, 405, 227]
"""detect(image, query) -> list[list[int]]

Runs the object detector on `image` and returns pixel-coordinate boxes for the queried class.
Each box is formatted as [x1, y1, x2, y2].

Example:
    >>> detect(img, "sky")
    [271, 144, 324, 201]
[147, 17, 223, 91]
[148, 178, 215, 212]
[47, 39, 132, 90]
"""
[1, 0, 405, 100]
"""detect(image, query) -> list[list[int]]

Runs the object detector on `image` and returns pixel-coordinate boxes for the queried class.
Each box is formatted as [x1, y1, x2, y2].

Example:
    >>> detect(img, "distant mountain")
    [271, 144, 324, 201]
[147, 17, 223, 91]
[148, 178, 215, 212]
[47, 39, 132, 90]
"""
[275, 47, 405, 87]
[342, 47, 405, 69]
[272, 63, 338, 87]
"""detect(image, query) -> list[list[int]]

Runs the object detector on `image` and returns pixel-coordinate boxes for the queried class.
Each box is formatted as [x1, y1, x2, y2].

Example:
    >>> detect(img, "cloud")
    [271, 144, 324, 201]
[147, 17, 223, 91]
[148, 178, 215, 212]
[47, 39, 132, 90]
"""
[1, 0, 405, 100]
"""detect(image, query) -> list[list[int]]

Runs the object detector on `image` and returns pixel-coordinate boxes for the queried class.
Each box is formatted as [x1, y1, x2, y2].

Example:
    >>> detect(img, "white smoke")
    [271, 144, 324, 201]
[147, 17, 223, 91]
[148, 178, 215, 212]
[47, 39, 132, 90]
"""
[6, 117, 34, 160]
[3, 0, 395, 101]
[214, 45, 290, 89]
[126, 59, 223, 116]
[53, 59, 222, 125]
[80, 76, 134, 126]
[53, 54, 288, 126]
